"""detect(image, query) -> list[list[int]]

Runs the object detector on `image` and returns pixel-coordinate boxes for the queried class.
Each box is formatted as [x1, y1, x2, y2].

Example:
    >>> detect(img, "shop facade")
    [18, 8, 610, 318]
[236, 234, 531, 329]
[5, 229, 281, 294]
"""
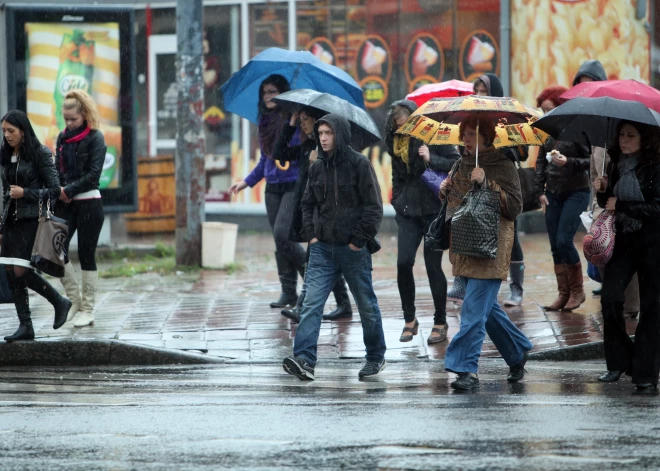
[1, 0, 656, 219]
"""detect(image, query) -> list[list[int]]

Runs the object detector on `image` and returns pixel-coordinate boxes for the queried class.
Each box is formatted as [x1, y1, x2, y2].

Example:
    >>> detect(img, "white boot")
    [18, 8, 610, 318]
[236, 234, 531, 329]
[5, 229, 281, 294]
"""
[60, 262, 81, 321]
[74, 270, 97, 328]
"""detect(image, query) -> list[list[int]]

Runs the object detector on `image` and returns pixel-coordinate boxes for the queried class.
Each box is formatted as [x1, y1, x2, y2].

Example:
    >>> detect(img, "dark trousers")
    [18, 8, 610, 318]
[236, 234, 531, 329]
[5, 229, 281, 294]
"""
[544, 189, 590, 265]
[395, 213, 447, 325]
[265, 190, 306, 270]
[601, 232, 660, 385]
[56, 199, 104, 271]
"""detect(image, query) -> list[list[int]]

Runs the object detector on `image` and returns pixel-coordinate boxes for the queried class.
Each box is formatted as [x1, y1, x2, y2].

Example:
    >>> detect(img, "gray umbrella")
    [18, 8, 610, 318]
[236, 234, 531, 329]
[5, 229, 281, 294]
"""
[273, 89, 382, 151]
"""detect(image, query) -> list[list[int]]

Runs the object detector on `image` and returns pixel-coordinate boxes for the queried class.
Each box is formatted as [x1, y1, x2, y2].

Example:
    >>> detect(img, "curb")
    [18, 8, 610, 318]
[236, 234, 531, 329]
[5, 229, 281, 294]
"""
[0, 340, 225, 366]
[527, 341, 605, 361]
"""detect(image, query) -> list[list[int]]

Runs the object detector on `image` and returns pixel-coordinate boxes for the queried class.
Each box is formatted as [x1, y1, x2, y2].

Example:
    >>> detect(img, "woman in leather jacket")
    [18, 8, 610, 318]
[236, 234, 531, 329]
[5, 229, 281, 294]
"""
[55, 90, 107, 328]
[0, 110, 72, 342]
[593, 120, 660, 392]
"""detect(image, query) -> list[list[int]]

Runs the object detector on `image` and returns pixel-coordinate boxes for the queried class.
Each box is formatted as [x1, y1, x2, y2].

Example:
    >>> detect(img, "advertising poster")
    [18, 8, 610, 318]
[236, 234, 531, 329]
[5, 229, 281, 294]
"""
[459, 30, 500, 83]
[354, 35, 392, 109]
[405, 33, 445, 93]
[306, 37, 336, 65]
[511, 0, 651, 106]
[24, 22, 123, 189]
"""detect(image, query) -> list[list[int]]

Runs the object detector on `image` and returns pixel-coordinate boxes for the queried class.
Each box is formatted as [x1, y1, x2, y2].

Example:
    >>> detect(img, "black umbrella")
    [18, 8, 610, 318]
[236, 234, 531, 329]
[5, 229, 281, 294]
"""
[273, 89, 382, 150]
[532, 96, 660, 149]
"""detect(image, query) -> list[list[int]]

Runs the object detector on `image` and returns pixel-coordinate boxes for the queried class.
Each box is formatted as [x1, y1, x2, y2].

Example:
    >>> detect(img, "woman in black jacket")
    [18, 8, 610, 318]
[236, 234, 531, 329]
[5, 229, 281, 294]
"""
[534, 86, 591, 312]
[274, 107, 353, 322]
[594, 120, 660, 391]
[386, 99, 460, 345]
[55, 90, 107, 328]
[0, 110, 72, 342]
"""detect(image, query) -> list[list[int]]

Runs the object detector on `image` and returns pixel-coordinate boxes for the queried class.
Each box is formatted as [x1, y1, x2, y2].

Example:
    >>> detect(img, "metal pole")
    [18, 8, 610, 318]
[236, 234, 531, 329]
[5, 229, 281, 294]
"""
[175, 0, 205, 266]
[500, 0, 511, 96]
[288, 0, 296, 51]
[240, 0, 251, 204]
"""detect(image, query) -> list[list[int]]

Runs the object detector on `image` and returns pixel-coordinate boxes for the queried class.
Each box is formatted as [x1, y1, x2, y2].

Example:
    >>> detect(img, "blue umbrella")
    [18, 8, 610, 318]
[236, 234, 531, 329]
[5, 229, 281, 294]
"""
[220, 48, 364, 124]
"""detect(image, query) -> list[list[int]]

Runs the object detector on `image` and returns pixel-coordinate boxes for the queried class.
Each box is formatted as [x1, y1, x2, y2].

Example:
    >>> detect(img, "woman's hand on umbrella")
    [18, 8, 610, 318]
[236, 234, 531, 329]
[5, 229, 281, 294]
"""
[551, 151, 568, 167]
[289, 112, 299, 127]
[605, 197, 617, 211]
[9, 185, 23, 199]
[228, 181, 248, 194]
[440, 177, 453, 194]
[470, 168, 486, 185]
[594, 176, 608, 193]
[418, 145, 431, 163]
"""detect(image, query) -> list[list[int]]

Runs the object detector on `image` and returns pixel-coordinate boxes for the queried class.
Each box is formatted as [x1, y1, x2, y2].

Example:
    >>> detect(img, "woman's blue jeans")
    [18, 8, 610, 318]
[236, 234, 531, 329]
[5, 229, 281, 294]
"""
[544, 189, 590, 265]
[445, 278, 533, 374]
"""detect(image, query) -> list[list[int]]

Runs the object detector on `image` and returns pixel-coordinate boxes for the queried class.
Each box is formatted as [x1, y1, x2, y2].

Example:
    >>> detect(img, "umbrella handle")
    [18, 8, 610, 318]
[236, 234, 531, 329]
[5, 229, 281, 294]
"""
[475, 119, 479, 168]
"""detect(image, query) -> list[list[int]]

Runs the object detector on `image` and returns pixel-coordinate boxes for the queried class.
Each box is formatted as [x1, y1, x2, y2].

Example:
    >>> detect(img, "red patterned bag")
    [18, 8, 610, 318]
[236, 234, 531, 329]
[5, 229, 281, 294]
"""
[583, 210, 616, 267]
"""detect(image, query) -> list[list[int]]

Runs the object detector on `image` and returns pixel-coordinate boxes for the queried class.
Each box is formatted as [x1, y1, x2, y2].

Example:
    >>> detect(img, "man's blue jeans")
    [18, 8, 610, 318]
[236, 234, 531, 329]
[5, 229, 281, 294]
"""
[293, 241, 386, 367]
[445, 278, 533, 374]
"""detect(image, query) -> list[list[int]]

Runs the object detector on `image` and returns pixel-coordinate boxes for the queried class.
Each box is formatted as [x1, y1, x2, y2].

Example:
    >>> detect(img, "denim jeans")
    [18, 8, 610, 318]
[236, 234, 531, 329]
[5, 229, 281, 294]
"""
[293, 241, 386, 367]
[544, 189, 590, 265]
[444, 278, 533, 374]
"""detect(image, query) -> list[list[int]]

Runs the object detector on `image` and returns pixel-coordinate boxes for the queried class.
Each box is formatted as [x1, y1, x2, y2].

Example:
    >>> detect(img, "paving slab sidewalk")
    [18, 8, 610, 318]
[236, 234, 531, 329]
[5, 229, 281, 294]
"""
[0, 233, 636, 363]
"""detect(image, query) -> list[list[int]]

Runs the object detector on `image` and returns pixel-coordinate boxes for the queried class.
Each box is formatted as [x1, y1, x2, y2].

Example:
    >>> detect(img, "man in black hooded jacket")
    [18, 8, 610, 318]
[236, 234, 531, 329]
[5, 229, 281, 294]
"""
[283, 114, 386, 380]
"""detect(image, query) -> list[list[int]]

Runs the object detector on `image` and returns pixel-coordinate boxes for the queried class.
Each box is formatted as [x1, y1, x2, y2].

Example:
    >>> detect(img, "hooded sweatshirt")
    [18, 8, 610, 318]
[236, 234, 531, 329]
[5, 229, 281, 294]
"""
[573, 60, 607, 85]
[301, 114, 383, 248]
[385, 99, 460, 217]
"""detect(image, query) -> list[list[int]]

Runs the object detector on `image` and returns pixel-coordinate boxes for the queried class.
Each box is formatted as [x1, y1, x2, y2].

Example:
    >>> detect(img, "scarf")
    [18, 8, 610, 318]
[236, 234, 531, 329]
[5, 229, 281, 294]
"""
[258, 109, 287, 159]
[59, 122, 91, 173]
[393, 135, 410, 168]
[613, 153, 644, 233]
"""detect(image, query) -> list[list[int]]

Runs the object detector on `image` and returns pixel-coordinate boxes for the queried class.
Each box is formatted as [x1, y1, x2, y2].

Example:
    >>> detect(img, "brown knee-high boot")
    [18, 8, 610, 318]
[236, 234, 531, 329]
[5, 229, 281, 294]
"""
[544, 264, 569, 311]
[564, 262, 586, 311]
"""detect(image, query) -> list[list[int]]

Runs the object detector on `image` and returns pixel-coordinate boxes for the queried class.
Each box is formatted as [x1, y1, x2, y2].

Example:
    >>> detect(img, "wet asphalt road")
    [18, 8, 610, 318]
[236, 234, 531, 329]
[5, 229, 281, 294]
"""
[1, 360, 659, 470]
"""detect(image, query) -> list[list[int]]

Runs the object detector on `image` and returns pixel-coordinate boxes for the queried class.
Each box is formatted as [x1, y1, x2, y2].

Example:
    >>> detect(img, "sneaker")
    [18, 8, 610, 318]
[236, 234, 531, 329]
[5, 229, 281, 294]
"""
[282, 355, 315, 381]
[450, 372, 479, 390]
[507, 351, 529, 383]
[358, 359, 386, 377]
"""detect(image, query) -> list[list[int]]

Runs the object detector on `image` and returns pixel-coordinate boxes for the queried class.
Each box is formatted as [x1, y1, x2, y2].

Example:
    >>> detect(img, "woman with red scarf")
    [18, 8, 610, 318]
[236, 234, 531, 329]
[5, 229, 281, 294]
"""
[55, 90, 107, 328]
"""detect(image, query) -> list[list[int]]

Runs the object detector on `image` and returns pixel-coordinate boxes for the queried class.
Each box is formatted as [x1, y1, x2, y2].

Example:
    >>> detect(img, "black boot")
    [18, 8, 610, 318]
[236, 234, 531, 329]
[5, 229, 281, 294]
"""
[270, 251, 298, 308]
[4, 273, 35, 342]
[24, 270, 71, 330]
[323, 276, 353, 320]
[281, 287, 305, 323]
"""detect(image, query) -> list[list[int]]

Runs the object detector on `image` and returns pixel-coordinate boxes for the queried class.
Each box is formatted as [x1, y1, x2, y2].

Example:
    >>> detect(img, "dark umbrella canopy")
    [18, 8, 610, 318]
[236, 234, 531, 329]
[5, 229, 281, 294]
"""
[532, 97, 660, 148]
[273, 89, 382, 150]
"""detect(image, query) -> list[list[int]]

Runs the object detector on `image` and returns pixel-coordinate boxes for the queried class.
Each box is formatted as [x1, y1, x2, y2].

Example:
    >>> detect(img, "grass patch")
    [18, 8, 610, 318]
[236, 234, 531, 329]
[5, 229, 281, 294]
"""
[222, 262, 245, 275]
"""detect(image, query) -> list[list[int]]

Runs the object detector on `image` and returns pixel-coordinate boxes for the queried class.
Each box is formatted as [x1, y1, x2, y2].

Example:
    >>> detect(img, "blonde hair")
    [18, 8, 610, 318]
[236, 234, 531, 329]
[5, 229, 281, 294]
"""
[62, 90, 100, 130]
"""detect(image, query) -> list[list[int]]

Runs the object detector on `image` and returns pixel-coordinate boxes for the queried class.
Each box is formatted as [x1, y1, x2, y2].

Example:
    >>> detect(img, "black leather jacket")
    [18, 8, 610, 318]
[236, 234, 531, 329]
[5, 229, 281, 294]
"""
[55, 129, 106, 199]
[1, 145, 61, 230]
[597, 159, 660, 239]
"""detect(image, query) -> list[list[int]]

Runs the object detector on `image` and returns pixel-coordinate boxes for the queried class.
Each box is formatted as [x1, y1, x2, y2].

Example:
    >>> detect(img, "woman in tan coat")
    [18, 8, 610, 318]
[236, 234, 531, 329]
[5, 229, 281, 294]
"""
[440, 116, 533, 390]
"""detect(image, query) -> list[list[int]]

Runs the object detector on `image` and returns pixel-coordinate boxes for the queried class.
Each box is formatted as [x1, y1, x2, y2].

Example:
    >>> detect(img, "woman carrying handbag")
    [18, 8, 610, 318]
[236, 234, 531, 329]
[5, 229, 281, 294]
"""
[440, 116, 532, 390]
[593, 120, 660, 392]
[0, 110, 72, 342]
[386, 99, 460, 344]
[54, 90, 107, 328]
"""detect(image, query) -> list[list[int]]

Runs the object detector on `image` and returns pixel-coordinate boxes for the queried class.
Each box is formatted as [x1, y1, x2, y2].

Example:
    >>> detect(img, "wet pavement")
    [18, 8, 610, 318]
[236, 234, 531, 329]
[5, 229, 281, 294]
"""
[0, 233, 638, 362]
[0, 360, 658, 470]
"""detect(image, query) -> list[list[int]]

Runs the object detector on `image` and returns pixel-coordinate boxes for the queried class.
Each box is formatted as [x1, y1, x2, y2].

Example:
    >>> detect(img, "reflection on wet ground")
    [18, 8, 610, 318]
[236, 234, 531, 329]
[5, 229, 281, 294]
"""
[0, 361, 658, 470]
[0, 234, 636, 363]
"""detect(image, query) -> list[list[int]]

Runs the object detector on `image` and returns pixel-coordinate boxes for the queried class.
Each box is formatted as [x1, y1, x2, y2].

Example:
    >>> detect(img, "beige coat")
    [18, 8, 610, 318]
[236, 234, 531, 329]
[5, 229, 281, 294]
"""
[444, 150, 522, 281]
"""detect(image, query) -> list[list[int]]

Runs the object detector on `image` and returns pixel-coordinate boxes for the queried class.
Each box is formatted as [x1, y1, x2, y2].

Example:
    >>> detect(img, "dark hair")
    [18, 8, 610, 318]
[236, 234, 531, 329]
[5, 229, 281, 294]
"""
[258, 74, 290, 117]
[0, 110, 41, 166]
[609, 120, 660, 164]
[536, 85, 568, 108]
[299, 106, 324, 121]
[459, 115, 497, 148]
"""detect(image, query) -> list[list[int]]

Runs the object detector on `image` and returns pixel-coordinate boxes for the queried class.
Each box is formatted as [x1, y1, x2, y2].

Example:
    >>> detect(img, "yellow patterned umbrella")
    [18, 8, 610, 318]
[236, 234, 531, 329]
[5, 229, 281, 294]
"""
[397, 114, 550, 148]
[411, 95, 542, 124]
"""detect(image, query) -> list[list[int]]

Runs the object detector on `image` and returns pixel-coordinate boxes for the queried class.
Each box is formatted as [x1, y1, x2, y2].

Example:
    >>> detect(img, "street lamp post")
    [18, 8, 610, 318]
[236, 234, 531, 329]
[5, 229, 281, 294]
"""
[175, 0, 205, 266]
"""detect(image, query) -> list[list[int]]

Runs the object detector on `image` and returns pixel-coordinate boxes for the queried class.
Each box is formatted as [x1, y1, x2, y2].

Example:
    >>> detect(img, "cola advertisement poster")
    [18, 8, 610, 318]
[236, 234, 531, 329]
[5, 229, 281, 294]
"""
[4, 6, 137, 213]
